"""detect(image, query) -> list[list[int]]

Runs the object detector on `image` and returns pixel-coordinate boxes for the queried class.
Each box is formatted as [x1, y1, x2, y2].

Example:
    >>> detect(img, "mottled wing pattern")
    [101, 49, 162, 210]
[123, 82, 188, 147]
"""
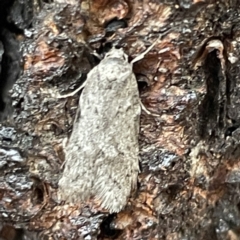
[59, 48, 140, 213]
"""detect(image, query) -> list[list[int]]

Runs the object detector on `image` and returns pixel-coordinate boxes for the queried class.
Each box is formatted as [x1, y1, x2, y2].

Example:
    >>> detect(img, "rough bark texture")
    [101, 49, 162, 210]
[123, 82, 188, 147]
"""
[1, 0, 240, 239]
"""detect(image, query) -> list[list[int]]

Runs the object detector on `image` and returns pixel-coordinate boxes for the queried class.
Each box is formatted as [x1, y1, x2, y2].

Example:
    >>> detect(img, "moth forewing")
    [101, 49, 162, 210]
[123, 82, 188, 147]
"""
[59, 48, 141, 213]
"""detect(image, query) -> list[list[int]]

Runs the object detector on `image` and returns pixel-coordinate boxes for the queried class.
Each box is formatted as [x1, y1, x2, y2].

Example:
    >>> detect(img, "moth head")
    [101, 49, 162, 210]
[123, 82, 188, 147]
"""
[100, 48, 132, 83]
[104, 48, 129, 63]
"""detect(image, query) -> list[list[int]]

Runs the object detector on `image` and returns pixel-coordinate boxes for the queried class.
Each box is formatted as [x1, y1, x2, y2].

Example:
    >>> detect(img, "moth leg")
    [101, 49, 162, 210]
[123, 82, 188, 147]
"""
[131, 35, 161, 64]
[57, 80, 87, 99]
[140, 101, 159, 117]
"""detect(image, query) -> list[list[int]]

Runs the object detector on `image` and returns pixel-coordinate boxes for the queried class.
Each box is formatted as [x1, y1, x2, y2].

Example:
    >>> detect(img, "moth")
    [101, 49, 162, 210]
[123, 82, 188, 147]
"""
[58, 41, 158, 213]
